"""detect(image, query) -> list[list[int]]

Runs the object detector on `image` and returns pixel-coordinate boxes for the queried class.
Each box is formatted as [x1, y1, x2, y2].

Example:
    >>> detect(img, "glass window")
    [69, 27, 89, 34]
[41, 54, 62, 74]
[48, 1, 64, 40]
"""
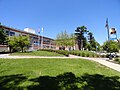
[10, 32, 15, 36]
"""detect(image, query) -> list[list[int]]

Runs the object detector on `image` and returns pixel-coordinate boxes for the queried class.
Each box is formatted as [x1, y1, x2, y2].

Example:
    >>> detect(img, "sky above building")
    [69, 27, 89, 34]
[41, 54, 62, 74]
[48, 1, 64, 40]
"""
[0, 0, 120, 44]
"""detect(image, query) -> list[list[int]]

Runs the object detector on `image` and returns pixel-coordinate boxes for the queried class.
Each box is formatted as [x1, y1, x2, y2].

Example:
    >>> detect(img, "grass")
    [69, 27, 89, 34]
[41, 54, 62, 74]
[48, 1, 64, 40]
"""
[10, 51, 65, 56]
[0, 58, 120, 90]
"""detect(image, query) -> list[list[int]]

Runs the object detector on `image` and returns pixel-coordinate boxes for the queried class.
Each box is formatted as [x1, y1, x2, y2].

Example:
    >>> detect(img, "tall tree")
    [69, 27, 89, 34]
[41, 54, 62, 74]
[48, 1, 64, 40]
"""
[88, 32, 93, 42]
[0, 23, 7, 45]
[87, 32, 100, 51]
[75, 26, 88, 50]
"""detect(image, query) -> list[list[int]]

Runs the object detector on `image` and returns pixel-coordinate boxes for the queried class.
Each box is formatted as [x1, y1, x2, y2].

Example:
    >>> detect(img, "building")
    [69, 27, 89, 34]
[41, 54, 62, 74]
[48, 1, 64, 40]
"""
[0, 25, 56, 52]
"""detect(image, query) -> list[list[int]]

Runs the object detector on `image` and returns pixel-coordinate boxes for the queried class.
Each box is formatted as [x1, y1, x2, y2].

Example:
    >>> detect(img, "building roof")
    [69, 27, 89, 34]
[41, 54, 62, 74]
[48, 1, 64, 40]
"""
[0, 25, 54, 40]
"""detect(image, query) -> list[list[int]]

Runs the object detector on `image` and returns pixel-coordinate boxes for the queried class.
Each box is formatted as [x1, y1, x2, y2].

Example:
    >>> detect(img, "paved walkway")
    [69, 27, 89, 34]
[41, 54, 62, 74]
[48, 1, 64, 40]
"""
[0, 54, 120, 72]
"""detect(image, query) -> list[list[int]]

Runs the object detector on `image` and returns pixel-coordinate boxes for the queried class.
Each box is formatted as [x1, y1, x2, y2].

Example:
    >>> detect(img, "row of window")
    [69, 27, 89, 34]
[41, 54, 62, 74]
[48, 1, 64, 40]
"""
[5, 30, 54, 45]
[6, 31, 15, 36]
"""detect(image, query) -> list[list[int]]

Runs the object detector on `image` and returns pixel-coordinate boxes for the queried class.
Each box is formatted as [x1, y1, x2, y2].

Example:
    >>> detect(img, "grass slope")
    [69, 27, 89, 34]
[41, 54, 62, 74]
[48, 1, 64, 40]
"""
[10, 51, 65, 56]
[0, 58, 120, 89]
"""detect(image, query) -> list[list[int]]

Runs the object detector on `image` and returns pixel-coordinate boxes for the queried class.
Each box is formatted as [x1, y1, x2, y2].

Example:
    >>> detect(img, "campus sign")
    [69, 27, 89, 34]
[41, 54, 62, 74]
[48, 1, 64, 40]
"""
[109, 28, 117, 40]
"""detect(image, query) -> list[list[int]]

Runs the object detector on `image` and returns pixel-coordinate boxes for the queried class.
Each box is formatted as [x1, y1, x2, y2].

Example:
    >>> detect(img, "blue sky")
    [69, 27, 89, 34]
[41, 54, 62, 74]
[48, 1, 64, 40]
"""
[0, 0, 120, 44]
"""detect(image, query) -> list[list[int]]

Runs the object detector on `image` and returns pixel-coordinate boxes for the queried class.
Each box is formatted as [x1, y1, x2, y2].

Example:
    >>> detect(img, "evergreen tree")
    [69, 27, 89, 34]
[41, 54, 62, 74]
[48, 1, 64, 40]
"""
[75, 26, 88, 50]
[0, 23, 7, 45]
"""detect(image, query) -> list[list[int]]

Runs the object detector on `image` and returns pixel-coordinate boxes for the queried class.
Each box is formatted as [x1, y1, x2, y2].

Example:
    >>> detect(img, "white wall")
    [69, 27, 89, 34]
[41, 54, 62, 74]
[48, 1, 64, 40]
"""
[0, 46, 8, 52]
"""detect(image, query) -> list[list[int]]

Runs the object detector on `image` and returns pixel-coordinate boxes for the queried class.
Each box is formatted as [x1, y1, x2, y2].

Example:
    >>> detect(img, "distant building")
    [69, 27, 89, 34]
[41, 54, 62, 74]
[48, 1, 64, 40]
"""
[0, 25, 56, 52]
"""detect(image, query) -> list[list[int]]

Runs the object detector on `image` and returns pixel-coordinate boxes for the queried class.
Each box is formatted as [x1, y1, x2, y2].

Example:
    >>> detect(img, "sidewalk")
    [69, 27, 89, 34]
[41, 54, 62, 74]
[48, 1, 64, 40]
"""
[0, 54, 120, 72]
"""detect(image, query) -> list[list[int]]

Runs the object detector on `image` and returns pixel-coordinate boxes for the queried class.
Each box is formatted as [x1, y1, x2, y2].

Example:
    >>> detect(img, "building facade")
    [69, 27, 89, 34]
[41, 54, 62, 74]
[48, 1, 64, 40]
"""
[0, 25, 56, 52]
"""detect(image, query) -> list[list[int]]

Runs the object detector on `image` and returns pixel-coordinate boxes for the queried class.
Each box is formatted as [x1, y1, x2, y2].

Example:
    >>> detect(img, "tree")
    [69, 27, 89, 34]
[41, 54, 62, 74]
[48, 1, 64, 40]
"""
[56, 31, 68, 46]
[87, 32, 100, 51]
[88, 32, 93, 42]
[8, 36, 19, 52]
[69, 34, 76, 48]
[75, 26, 88, 50]
[55, 31, 76, 50]
[0, 23, 7, 45]
[8, 36, 30, 52]
[17, 35, 30, 52]
[102, 40, 119, 53]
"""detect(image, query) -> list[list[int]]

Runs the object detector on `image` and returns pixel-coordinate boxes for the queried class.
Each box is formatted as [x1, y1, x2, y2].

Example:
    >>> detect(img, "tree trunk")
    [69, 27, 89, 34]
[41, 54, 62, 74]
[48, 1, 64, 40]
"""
[21, 47, 24, 53]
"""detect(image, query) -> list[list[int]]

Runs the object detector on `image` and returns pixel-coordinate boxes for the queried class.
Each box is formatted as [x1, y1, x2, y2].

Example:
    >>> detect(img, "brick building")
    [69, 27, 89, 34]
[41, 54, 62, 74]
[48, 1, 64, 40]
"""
[0, 25, 56, 52]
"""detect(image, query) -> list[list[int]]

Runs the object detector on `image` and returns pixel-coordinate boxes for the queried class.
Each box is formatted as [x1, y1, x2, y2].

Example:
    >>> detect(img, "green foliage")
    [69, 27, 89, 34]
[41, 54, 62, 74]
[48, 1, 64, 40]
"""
[8, 36, 30, 52]
[17, 35, 30, 52]
[87, 32, 100, 51]
[75, 26, 88, 50]
[102, 40, 119, 53]
[39, 49, 69, 56]
[8, 36, 19, 52]
[11, 51, 64, 56]
[55, 31, 75, 48]
[0, 24, 7, 44]
[114, 58, 120, 64]
[69, 50, 99, 57]
[74, 26, 100, 51]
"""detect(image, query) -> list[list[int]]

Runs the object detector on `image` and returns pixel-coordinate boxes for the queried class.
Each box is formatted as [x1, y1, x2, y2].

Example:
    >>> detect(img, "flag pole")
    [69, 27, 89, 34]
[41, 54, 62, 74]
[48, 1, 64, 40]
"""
[38, 28, 40, 50]
[106, 18, 110, 41]
[105, 18, 112, 59]
[41, 27, 44, 49]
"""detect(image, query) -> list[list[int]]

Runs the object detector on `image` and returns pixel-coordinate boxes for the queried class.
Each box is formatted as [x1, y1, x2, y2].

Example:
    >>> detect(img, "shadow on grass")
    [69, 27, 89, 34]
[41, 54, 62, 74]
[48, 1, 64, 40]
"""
[0, 74, 27, 90]
[0, 72, 120, 90]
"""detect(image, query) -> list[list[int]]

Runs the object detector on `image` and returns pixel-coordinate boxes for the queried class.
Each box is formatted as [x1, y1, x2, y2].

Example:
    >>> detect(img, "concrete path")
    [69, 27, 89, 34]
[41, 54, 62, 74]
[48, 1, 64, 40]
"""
[0, 54, 120, 72]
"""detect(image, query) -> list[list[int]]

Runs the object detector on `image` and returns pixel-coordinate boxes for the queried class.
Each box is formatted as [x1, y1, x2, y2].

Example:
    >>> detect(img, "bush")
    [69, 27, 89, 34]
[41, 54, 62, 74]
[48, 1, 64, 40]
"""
[86, 53, 90, 57]
[69, 50, 100, 58]
[38, 49, 69, 57]
[92, 54, 94, 57]
[82, 52, 85, 57]
[114, 58, 120, 64]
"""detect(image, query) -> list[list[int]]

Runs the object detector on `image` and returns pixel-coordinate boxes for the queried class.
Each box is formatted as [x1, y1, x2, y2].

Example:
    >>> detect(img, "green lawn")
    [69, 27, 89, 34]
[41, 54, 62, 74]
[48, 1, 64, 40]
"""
[10, 51, 65, 56]
[0, 58, 120, 90]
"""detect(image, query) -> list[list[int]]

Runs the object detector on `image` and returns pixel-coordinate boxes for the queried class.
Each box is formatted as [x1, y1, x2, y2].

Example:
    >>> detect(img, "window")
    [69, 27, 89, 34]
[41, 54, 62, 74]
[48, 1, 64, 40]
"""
[10, 32, 15, 36]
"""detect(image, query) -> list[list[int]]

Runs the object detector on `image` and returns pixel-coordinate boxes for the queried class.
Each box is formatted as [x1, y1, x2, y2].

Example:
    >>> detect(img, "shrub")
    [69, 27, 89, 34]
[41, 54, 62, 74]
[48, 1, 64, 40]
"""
[114, 58, 120, 64]
[77, 52, 81, 56]
[38, 49, 69, 57]
[69, 50, 100, 58]
[86, 53, 90, 57]
[82, 52, 85, 57]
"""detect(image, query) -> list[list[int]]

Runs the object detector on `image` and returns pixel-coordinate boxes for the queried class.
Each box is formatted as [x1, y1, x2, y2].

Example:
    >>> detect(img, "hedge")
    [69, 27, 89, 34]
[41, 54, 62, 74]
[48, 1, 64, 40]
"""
[38, 49, 69, 57]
